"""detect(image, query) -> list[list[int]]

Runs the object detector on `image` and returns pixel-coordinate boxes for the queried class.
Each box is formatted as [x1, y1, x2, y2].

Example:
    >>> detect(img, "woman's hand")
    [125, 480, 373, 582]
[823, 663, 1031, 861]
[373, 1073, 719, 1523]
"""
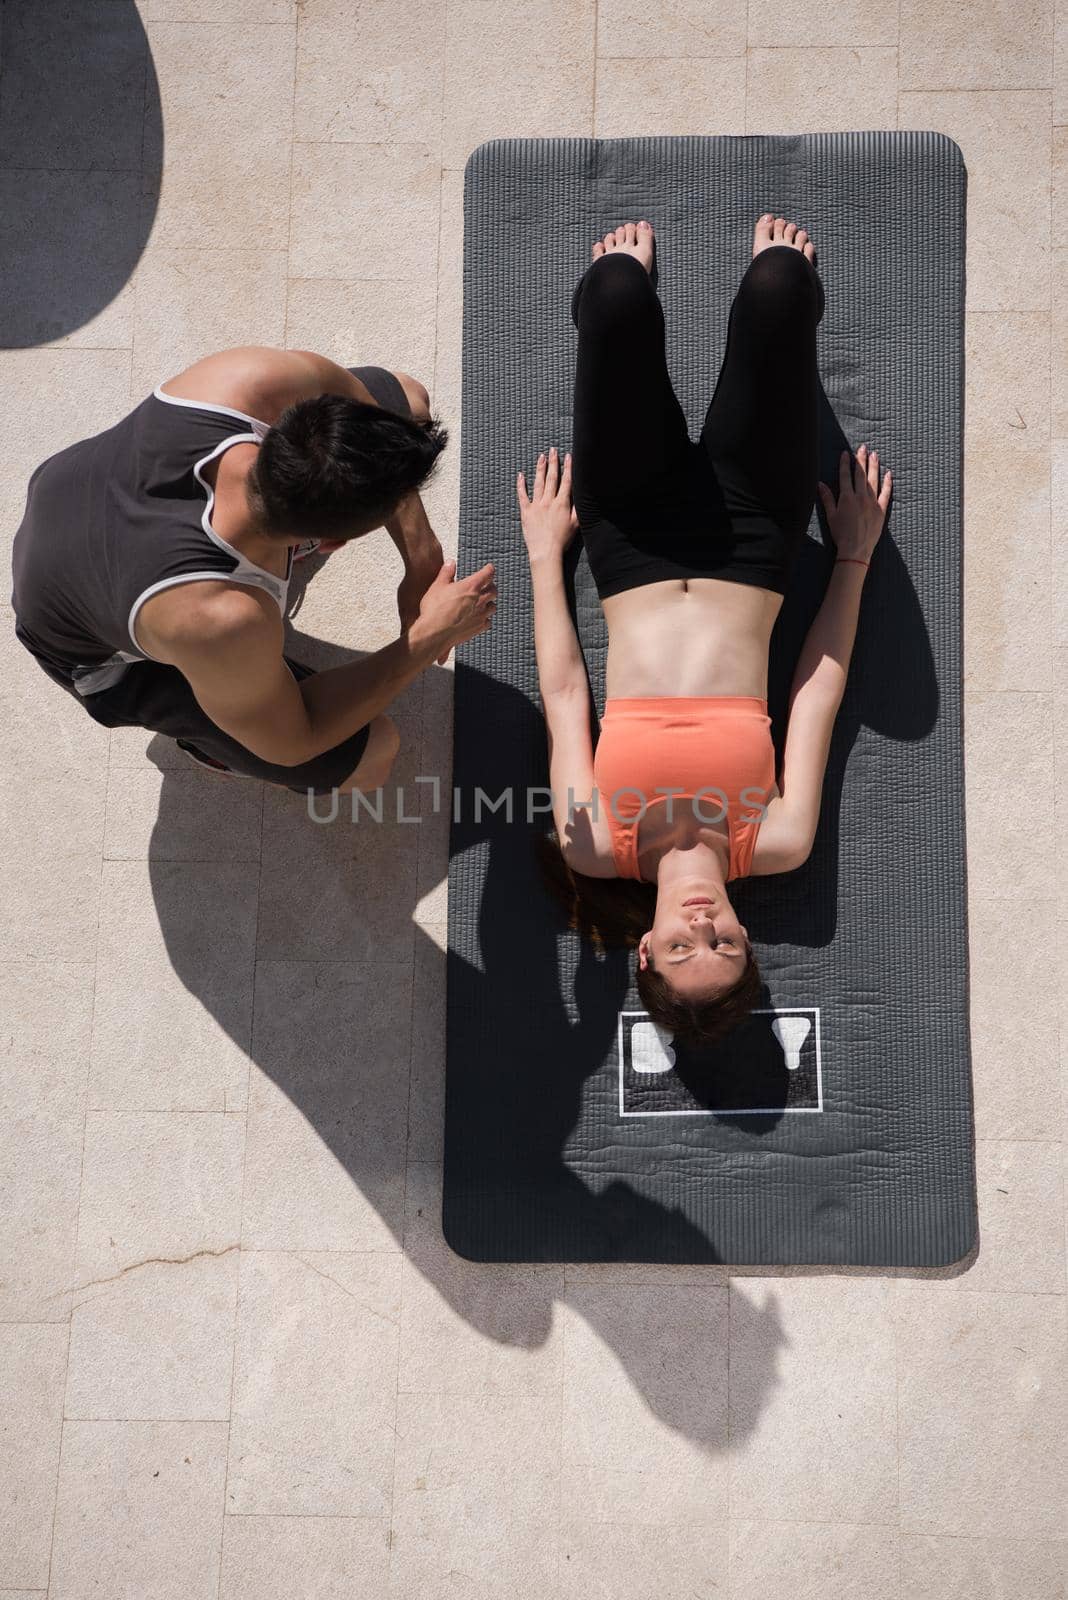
[516, 446, 579, 566]
[818, 443, 892, 563]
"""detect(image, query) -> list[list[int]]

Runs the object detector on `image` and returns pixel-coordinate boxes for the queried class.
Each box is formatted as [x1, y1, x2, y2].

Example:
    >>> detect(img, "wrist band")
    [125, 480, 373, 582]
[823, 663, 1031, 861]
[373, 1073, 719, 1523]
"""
[836, 557, 869, 568]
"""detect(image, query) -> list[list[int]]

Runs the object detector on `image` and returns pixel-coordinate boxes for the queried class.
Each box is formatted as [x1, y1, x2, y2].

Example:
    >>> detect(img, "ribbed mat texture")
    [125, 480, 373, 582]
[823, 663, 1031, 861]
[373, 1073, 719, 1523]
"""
[444, 133, 974, 1266]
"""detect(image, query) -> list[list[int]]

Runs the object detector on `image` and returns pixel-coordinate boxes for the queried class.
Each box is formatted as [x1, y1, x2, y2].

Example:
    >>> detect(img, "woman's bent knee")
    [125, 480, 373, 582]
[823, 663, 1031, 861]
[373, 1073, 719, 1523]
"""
[336, 714, 400, 794]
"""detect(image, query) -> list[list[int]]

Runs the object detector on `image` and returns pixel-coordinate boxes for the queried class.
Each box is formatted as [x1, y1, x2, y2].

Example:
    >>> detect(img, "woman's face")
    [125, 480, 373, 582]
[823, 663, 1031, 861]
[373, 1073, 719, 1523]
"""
[638, 887, 749, 999]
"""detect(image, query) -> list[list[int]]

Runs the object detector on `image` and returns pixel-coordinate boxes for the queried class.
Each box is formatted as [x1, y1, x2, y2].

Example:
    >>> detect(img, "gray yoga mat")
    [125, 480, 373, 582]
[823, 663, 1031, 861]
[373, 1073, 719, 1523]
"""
[444, 133, 975, 1266]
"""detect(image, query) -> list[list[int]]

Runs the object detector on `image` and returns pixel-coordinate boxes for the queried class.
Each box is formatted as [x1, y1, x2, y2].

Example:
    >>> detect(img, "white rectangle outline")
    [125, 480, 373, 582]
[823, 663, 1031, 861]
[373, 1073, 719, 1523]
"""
[617, 1007, 824, 1118]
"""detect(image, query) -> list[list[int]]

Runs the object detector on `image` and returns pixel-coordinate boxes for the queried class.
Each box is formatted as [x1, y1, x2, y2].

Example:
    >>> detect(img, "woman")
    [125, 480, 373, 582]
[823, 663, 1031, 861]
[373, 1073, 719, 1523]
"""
[516, 215, 891, 1045]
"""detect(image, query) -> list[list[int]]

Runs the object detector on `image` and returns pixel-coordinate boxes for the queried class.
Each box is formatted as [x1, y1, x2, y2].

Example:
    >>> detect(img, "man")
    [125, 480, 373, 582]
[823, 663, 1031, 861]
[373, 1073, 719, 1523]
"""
[10, 347, 497, 794]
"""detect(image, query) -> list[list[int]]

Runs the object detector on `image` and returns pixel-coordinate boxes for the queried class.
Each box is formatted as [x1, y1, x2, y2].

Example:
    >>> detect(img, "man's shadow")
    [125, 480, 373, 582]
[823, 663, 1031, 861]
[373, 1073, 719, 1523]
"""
[139, 588, 783, 1465]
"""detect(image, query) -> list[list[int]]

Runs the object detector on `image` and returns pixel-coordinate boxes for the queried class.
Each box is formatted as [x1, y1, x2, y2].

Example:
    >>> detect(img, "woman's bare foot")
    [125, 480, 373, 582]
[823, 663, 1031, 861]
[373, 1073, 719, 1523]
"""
[752, 213, 816, 264]
[591, 219, 656, 274]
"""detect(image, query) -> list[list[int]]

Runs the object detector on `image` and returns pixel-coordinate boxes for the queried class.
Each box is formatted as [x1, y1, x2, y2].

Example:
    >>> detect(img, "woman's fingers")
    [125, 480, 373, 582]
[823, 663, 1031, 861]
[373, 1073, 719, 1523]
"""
[516, 469, 529, 507]
[559, 450, 573, 499]
[838, 448, 852, 496]
[545, 446, 559, 495]
[868, 447, 880, 495]
[878, 469, 893, 510]
[533, 450, 547, 498]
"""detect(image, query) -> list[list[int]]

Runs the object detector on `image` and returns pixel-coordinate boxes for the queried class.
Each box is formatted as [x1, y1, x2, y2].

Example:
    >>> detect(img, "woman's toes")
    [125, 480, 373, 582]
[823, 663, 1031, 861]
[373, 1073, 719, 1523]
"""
[784, 221, 797, 243]
[773, 216, 786, 241]
[795, 228, 808, 250]
[592, 240, 605, 259]
[804, 240, 816, 262]
[604, 230, 616, 251]
[624, 221, 637, 246]
[638, 218, 654, 235]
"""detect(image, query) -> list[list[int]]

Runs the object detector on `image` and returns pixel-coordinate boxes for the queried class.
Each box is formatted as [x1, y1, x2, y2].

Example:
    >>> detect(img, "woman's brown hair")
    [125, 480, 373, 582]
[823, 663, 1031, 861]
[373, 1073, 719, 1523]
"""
[536, 831, 762, 1047]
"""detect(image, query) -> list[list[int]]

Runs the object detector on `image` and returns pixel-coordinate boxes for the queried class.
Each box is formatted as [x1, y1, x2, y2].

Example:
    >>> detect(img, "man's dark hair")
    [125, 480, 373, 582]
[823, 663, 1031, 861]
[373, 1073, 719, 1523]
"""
[246, 394, 448, 540]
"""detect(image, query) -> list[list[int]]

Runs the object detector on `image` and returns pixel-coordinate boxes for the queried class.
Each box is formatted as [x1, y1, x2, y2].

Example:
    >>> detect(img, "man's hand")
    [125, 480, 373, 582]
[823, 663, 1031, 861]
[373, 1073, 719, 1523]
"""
[408, 559, 497, 664]
[517, 446, 579, 567]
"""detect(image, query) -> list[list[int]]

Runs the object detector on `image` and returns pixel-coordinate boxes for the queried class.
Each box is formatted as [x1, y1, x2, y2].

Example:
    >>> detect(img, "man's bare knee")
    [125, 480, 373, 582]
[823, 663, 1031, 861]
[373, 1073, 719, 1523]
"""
[392, 370, 431, 421]
[335, 714, 400, 794]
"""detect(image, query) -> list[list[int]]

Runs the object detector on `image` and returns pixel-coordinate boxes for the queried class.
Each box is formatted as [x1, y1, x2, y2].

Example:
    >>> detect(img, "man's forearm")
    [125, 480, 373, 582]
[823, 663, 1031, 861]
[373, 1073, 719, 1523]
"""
[530, 554, 587, 701]
[385, 489, 439, 570]
[294, 626, 440, 760]
[788, 560, 868, 709]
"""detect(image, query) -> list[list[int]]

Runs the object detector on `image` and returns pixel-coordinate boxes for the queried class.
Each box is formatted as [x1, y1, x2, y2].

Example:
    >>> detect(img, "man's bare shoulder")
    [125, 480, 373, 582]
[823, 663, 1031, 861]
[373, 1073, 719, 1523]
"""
[158, 348, 373, 423]
[136, 578, 282, 666]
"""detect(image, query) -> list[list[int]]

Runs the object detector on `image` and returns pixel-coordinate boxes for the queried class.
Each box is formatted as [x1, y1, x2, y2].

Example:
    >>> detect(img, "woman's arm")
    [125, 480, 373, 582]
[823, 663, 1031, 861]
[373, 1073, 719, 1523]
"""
[518, 449, 614, 875]
[758, 442, 892, 870]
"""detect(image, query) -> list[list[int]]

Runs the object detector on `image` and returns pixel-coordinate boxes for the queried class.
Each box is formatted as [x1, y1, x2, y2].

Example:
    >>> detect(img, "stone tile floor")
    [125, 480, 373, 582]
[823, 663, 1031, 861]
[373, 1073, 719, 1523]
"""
[0, 0, 1066, 1595]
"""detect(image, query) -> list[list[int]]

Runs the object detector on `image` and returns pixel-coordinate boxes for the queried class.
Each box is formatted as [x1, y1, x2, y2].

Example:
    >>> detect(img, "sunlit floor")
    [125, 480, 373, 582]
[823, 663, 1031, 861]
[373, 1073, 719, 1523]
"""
[0, 0, 1066, 1595]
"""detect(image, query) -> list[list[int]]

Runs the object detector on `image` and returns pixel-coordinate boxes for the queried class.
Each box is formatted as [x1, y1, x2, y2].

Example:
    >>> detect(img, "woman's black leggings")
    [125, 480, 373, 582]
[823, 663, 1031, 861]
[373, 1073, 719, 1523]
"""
[570, 244, 825, 600]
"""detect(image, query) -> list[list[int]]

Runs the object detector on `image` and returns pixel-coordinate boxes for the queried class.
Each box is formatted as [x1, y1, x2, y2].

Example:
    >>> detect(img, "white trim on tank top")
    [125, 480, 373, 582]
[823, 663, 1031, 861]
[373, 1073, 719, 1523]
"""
[127, 397, 291, 660]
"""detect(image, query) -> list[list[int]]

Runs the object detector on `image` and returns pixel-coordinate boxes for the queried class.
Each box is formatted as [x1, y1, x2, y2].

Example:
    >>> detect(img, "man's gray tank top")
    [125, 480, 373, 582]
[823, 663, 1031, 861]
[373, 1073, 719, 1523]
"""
[10, 388, 292, 696]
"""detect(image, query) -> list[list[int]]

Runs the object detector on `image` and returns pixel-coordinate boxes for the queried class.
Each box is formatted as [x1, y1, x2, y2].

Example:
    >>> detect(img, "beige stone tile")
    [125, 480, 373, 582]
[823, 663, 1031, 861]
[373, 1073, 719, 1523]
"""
[963, 692, 1054, 898]
[406, 933, 446, 1160]
[443, 58, 594, 170]
[898, 92, 1051, 313]
[88, 860, 255, 1114]
[1048, 246, 1068, 435]
[285, 278, 438, 381]
[447, 0, 595, 58]
[50, 1420, 228, 1598]
[130, 247, 288, 399]
[399, 1163, 563, 1392]
[256, 782, 419, 965]
[0, 964, 91, 1321]
[900, 0, 1053, 90]
[241, 962, 409, 1250]
[560, 1521, 727, 1599]
[0, 347, 132, 541]
[1056, 126, 1068, 227]
[0, 170, 141, 349]
[597, 0, 745, 57]
[746, 48, 898, 134]
[900, 1534, 1068, 1599]
[729, 1279, 897, 1524]
[966, 312, 1050, 449]
[431, 166, 463, 412]
[227, 1250, 400, 1516]
[109, 723, 189, 770]
[138, 0, 294, 19]
[968, 894, 1062, 1140]
[748, 0, 898, 46]
[964, 445, 1050, 695]
[389, 1387, 559, 1598]
[295, 11, 443, 149]
[595, 57, 746, 136]
[0, 0, 147, 171]
[220, 1515, 390, 1600]
[561, 1279, 728, 1525]
[1054, 438, 1067, 645]
[289, 144, 441, 281]
[730, 1521, 900, 1599]
[921, 1140, 1065, 1294]
[75, 1110, 244, 1279]
[144, 23, 294, 251]
[103, 766, 262, 863]
[895, 1285, 1068, 1535]
[0, 1325, 67, 1589]
[1058, 0, 1068, 123]
[0, 759, 106, 962]
[66, 1251, 239, 1421]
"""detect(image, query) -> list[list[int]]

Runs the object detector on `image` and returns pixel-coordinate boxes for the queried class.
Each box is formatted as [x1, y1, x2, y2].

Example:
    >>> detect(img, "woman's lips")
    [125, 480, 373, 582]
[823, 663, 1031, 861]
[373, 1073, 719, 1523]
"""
[682, 897, 713, 906]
